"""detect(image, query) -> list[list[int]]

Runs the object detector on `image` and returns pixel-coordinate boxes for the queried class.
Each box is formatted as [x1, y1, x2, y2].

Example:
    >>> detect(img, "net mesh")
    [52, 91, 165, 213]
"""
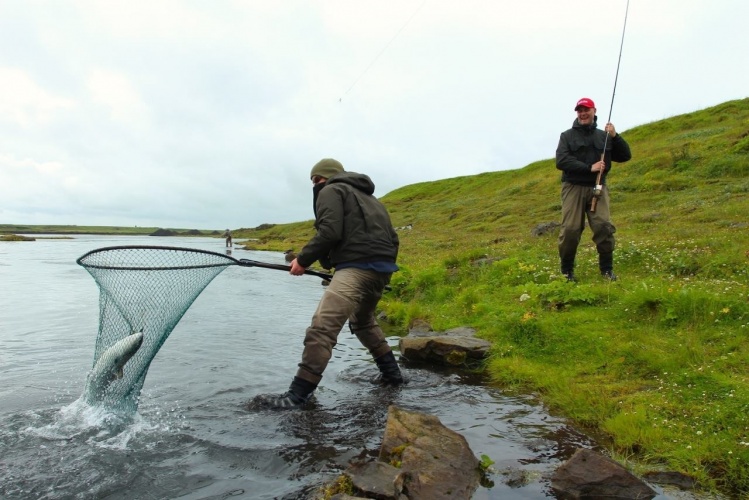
[77, 245, 235, 413]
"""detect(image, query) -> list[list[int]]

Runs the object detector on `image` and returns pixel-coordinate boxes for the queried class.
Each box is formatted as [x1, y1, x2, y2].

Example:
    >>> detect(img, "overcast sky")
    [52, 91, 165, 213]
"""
[1, 1, 747, 230]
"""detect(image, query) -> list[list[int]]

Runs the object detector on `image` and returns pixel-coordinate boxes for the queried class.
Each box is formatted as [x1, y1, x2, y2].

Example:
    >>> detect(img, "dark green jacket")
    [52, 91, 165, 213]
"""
[296, 172, 399, 269]
[556, 116, 632, 186]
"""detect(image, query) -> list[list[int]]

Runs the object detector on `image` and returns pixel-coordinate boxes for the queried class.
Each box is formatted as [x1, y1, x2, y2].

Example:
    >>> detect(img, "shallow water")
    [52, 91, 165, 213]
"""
[1, 235, 679, 498]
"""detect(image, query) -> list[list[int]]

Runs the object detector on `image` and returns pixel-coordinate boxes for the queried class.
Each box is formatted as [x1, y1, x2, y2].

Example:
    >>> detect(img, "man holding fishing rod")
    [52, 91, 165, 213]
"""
[254, 158, 403, 409]
[556, 0, 632, 283]
[556, 97, 632, 282]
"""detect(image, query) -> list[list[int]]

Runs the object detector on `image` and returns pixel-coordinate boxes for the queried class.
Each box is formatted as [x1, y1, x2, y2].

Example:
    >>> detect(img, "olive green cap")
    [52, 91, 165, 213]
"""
[310, 158, 344, 180]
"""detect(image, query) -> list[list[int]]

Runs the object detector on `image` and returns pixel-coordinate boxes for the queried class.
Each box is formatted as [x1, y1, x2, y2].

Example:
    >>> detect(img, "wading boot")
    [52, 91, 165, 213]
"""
[255, 376, 317, 410]
[599, 252, 617, 281]
[602, 270, 618, 281]
[373, 351, 404, 385]
[561, 259, 576, 283]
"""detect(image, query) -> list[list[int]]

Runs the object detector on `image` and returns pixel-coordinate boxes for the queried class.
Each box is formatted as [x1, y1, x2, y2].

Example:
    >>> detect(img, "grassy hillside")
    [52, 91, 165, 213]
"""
[239, 98, 749, 496]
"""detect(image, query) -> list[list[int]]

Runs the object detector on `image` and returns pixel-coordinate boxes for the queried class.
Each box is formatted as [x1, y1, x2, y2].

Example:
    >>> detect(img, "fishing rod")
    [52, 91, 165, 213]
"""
[591, 0, 630, 212]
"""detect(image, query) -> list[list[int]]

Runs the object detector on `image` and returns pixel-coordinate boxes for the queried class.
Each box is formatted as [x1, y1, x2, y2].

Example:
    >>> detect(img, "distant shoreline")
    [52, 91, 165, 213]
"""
[0, 225, 222, 237]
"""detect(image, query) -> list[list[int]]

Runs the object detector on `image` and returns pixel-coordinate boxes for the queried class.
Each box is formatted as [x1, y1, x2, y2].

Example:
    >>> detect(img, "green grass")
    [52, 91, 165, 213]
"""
[237, 98, 749, 496]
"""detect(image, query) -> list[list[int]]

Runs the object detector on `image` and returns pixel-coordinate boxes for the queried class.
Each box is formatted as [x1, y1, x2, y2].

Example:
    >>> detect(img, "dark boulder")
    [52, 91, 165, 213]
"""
[551, 448, 657, 499]
[531, 221, 560, 237]
[378, 406, 480, 499]
[336, 406, 481, 500]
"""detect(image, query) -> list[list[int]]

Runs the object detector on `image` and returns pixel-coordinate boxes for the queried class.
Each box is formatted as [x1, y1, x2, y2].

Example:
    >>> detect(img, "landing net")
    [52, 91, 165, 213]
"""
[77, 245, 235, 413]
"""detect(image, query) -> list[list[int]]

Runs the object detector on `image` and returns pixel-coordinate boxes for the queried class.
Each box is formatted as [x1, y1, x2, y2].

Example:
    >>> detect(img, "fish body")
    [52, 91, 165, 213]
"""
[83, 332, 144, 405]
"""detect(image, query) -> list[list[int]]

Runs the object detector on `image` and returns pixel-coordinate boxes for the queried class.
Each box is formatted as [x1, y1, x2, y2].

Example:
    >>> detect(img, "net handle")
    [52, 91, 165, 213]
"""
[238, 259, 392, 291]
[76, 244, 334, 280]
[237, 259, 332, 280]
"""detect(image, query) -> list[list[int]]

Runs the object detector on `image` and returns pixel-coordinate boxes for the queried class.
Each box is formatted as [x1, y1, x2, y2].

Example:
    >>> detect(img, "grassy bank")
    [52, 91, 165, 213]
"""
[237, 99, 749, 496]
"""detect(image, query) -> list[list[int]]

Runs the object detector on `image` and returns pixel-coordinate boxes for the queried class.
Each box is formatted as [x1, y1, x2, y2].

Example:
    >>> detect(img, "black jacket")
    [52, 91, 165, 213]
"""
[556, 116, 632, 186]
[296, 172, 399, 269]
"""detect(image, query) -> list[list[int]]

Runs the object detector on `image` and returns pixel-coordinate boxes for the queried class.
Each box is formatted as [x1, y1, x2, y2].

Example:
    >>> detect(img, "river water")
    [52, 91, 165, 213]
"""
[0, 235, 679, 499]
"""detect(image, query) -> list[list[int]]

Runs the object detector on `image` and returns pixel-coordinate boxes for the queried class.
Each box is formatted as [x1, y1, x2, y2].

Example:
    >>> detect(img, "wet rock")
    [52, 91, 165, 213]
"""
[551, 448, 657, 499]
[501, 467, 540, 488]
[407, 319, 432, 333]
[399, 327, 491, 366]
[344, 461, 405, 499]
[331, 406, 480, 499]
[378, 405, 480, 499]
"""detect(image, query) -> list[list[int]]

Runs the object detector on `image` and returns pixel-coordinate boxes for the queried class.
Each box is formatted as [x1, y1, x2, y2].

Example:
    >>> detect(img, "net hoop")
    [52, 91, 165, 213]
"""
[76, 245, 236, 271]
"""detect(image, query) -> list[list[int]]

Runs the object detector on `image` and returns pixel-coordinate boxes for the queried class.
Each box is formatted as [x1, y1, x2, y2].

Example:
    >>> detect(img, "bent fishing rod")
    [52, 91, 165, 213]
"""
[591, 0, 630, 213]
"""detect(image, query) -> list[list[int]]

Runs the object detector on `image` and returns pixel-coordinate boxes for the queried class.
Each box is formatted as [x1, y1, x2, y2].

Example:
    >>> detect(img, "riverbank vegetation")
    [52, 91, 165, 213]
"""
[1, 234, 37, 241]
[238, 99, 749, 496]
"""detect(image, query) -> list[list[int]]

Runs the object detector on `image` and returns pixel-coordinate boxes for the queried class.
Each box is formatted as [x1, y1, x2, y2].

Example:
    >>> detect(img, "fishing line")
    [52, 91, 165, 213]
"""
[339, 0, 427, 101]
[592, 0, 630, 212]
[602, 0, 630, 153]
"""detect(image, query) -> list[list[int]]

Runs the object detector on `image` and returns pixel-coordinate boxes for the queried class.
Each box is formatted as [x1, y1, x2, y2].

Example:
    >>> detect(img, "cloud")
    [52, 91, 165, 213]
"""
[86, 69, 150, 127]
[0, 0, 747, 230]
[0, 68, 75, 128]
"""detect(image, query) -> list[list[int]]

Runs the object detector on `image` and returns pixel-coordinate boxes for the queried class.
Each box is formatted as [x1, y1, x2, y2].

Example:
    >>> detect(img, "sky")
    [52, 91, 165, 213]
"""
[1, 1, 747, 230]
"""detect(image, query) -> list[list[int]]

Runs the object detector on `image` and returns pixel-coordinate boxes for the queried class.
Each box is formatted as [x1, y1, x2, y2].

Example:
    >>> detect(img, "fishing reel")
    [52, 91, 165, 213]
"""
[592, 184, 603, 197]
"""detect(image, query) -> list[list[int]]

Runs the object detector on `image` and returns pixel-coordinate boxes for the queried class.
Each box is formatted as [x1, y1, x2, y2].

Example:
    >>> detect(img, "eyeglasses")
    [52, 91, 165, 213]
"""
[311, 176, 325, 184]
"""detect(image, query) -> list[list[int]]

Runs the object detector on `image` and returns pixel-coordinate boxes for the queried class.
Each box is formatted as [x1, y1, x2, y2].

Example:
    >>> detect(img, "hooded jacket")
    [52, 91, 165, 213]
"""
[555, 116, 632, 186]
[296, 171, 399, 269]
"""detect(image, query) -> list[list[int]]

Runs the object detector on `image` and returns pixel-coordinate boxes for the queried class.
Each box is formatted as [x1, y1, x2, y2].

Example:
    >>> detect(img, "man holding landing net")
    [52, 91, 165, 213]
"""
[254, 158, 403, 409]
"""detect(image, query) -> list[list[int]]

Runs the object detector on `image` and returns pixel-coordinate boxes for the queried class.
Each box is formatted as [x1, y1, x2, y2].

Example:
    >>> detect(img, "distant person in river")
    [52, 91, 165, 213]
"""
[254, 158, 403, 409]
[222, 229, 232, 247]
[555, 97, 632, 283]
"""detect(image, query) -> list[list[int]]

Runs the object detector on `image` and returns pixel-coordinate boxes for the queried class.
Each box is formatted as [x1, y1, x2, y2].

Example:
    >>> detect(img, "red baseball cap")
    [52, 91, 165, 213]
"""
[575, 97, 595, 110]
